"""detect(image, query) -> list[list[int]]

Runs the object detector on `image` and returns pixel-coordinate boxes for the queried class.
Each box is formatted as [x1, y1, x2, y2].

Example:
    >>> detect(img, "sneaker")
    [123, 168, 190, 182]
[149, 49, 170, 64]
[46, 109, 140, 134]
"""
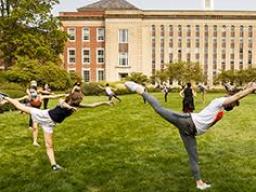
[51, 164, 63, 171]
[196, 183, 211, 190]
[124, 81, 144, 94]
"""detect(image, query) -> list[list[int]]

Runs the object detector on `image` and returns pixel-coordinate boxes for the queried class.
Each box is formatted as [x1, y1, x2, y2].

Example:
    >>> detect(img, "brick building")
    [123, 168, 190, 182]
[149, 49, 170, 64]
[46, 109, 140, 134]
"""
[59, 0, 256, 85]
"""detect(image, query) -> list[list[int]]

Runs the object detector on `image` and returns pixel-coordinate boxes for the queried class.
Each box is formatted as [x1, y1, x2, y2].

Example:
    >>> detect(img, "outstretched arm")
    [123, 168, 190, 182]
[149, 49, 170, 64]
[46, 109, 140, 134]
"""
[58, 99, 77, 111]
[179, 89, 184, 98]
[79, 101, 112, 108]
[41, 94, 66, 100]
[223, 82, 256, 105]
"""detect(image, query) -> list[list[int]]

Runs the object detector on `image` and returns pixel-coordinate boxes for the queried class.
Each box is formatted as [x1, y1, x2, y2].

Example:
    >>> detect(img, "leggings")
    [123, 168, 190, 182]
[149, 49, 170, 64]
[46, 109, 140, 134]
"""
[142, 92, 201, 180]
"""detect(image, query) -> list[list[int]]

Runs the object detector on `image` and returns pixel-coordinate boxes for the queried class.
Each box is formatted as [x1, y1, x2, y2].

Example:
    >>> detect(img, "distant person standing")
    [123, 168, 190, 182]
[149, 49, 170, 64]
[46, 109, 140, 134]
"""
[162, 82, 169, 103]
[41, 84, 53, 109]
[197, 83, 207, 103]
[180, 83, 196, 113]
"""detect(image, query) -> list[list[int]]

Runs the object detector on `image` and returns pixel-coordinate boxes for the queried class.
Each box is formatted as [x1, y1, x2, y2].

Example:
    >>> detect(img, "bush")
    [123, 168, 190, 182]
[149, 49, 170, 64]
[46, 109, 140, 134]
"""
[125, 72, 149, 84]
[82, 82, 104, 96]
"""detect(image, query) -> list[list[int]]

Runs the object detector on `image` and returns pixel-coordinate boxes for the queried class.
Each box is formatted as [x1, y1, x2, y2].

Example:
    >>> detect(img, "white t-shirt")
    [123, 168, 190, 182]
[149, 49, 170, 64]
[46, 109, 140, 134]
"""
[105, 87, 113, 95]
[191, 97, 226, 135]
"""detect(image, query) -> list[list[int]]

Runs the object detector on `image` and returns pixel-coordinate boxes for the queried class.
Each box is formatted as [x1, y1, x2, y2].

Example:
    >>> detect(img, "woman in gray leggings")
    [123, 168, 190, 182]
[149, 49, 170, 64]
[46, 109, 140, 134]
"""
[124, 81, 256, 190]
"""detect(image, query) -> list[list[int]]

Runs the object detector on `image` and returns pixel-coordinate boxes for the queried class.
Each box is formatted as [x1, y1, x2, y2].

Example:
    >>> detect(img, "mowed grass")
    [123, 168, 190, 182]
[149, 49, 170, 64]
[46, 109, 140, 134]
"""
[0, 93, 256, 192]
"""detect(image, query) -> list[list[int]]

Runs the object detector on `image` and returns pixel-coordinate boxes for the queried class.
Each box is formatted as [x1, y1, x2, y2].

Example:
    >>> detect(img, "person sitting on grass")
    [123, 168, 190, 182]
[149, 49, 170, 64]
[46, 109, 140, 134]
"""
[0, 90, 112, 171]
[124, 81, 256, 190]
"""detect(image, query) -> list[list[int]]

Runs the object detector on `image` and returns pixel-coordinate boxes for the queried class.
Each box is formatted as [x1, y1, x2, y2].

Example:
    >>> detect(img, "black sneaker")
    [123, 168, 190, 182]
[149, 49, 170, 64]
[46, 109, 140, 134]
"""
[51, 164, 63, 171]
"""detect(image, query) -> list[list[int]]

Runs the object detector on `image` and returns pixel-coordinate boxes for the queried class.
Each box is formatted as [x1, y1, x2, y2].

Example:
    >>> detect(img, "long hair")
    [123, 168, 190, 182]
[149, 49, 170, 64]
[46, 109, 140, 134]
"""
[65, 90, 83, 107]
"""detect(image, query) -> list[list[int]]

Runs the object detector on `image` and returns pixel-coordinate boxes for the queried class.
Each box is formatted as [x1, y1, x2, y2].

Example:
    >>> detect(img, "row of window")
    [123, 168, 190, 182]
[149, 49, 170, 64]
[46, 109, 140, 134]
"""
[67, 48, 129, 66]
[69, 69, 105, 82]
[153, 25, 254, 38]
[67, 28, 129, 43]
[68, 48, 105, 64]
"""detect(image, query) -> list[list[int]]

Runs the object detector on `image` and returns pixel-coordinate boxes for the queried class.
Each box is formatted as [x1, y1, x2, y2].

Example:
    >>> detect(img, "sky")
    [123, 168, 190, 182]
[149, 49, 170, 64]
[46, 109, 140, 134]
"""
[52, 0, 256, 15]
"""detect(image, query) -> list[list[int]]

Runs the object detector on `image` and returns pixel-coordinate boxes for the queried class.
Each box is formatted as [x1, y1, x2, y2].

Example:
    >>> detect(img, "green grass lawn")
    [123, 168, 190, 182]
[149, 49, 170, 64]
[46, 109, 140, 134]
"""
[0, 93, 255, 192]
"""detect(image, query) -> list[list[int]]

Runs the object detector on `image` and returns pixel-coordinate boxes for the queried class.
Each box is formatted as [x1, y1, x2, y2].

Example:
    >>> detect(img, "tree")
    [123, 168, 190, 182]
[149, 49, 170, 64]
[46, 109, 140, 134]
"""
[125, 72, 149, 84]
[0, 0, 67, 69]
[166, 61, 203, 84]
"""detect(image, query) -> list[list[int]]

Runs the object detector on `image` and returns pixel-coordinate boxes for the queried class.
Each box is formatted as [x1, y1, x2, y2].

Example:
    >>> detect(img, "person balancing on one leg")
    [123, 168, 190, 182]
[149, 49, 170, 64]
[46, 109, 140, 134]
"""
[124, 81, 256, 190]
[0, 90, 112, 171]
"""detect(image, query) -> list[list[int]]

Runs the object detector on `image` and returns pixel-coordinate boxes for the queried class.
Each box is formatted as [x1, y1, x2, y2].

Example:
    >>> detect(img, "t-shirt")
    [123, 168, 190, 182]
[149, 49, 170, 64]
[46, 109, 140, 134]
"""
[105, 87, 113, 95]
[191, 97, 226, 135]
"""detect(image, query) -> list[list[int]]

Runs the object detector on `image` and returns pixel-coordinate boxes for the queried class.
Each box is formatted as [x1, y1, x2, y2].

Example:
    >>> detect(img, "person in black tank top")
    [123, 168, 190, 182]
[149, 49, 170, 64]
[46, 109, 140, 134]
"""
[1, 89, 112, 171]
[180, 83, 196, 113]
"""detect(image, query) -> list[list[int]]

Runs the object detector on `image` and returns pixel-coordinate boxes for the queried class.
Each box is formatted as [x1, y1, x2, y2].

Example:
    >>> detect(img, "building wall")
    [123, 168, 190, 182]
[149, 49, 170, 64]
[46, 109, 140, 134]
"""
[60, 11, 256, 86]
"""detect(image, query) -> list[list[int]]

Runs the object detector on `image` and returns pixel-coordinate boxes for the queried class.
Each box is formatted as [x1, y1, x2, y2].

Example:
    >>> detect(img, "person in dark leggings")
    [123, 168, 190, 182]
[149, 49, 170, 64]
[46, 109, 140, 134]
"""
[124, 81, 256, 190]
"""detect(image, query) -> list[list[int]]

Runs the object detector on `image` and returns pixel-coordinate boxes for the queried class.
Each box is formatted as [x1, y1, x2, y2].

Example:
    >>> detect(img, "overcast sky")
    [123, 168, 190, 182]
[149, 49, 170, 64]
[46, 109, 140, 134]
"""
[52, 0, 256, 15]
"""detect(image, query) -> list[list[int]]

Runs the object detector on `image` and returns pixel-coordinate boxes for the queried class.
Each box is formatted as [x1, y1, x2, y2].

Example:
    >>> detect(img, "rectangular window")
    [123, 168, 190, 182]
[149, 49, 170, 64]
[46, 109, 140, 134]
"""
[68, 48, 76, 64]
[97, 70, 104, 81]
[119, 29, 128, 43]
[97, 48, 104, 64]
[83, 70, 90, 82]
[82, 27, 90, 41]
[119, 52, 128, 66]
[82, 48, 90, 64]
[67, 28, 76, 41]
[97, 28, 105, 41]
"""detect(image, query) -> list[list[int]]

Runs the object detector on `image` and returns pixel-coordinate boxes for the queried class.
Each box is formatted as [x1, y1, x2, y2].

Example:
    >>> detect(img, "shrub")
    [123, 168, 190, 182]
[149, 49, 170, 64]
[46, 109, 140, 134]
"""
[82, 82, 104, 96]
[125, 72, 149, 84]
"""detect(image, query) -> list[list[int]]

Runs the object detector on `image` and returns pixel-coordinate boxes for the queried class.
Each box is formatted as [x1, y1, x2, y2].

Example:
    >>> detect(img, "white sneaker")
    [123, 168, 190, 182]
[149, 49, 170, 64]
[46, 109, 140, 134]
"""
[196, 183, 211, 190]
[124, 81, 144, 93]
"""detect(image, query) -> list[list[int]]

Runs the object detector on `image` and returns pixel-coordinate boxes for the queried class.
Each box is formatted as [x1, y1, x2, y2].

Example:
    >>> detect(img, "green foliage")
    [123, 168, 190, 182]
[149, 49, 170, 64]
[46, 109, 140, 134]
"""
[4, 57, 72, 90]
[69, 71, 82, 85]
[216, 69, 256, 85]
[153, 70, 169, 83]
[125, 72, 149, 84]
[166, 61, 204, 83]
[0, 0, 66, 68]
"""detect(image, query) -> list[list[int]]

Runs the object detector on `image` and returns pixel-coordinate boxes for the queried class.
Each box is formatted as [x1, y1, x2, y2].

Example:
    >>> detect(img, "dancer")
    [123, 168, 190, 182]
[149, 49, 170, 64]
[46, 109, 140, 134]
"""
[18, 90, 66, 147]
[124, 81, 256, 190]
[180, 83, 196, 113]
[99, 83, 121, 102]
[0, 90, 112, 171]
[197, 83, 207, 103]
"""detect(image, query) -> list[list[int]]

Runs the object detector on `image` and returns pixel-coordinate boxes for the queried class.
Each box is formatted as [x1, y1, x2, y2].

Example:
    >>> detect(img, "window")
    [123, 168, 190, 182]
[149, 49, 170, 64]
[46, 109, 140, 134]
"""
[187, 39, 191, 48]
[97, 48, 104, 64]
[82, 27, 90, 41]
[213, 25, 217, 37]
[187, 53, 191, 62]
[178, 50, 182, 61]
[97, 28, 105, 41]
[67, 28, 76, 41]
[119, 29, 128, 43]
[178, 39, 182, 48]
[248, 26, 253, 38]
[204, 25, 208, 37]
[222, 25, 226, 37]
[222, 39, 226, 48]
[68, 48, 76, 64]
[160, 25, 165, 37]
[231, 25, 235, 37]
[213, 39, 217, 49]
[178, 25, 182, 37]
[97, 70, 104, 81]
[230, 39, 235, 49]
[248, 50, 252, 65]
[195, 25, 200, 37]
[169, 25, 173, 36]
[82, 48, 90, 64]
[119, 52, 128, 66]
[196, 39, 200, 48]
[169, 39, 173, 48]
[248, 38, 253, 49]
[187, 25, 191, 37]
[152, 25, 156, 37]
[169, 53, 173, 63]
[83, 70, 90, 82]
[240, 25, 244, 37]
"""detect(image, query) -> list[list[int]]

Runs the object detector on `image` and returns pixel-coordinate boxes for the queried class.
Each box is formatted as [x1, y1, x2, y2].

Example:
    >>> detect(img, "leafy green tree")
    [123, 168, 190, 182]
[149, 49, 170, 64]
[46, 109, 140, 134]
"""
[125, 72, 149, 84]
[0, 0, 66, 69]
[165, 61, 203, 84]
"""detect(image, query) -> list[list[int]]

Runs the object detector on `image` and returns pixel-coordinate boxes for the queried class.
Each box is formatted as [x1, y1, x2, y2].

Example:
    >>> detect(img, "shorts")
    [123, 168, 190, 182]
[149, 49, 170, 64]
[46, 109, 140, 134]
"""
[30, 108, 55, 134]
